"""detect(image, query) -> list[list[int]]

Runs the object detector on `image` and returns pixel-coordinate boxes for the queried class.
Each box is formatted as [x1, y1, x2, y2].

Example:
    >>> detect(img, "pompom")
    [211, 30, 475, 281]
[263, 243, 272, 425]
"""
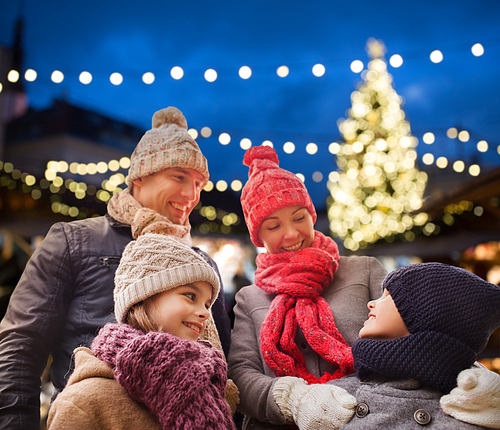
[152, 106, 188, 130]
[456, 368, 479, 390]
[243, 145, 279, 168]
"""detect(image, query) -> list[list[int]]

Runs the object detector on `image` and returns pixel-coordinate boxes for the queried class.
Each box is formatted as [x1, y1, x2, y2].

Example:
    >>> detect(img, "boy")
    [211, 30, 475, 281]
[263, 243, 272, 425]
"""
[274, 262, 500, 429]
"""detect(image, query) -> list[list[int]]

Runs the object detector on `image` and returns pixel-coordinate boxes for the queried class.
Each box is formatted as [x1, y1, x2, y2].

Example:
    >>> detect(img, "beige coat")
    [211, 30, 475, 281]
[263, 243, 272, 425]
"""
[228, 255, 387, 430]
[47, 347, 161, 430]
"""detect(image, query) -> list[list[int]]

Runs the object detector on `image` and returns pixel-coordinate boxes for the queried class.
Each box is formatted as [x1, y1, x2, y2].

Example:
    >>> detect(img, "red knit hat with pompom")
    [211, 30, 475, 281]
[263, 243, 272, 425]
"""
[241, 145, 317, 247]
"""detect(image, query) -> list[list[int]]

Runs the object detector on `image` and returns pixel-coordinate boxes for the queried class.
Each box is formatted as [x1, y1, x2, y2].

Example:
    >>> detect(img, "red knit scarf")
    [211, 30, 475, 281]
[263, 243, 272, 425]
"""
[256, 231, 354, 384]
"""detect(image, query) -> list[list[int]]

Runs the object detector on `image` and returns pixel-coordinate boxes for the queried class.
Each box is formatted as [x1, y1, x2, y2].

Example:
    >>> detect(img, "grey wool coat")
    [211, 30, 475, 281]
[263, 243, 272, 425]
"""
[332, 375, 487, 429]
[227, 255, 387, 430]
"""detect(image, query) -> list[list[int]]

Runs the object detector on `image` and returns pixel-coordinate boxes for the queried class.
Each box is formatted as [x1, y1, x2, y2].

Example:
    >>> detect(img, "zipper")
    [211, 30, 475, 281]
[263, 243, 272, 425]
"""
[99, 256, 121, 267]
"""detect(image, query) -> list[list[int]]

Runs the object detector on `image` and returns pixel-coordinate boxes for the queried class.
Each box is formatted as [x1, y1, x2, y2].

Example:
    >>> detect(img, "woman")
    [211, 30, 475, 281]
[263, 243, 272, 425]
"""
[228, 145, 386, 429]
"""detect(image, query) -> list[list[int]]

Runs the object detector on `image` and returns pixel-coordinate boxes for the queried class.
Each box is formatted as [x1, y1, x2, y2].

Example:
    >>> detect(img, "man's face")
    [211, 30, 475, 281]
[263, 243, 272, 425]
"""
[132, 167, 205, 225]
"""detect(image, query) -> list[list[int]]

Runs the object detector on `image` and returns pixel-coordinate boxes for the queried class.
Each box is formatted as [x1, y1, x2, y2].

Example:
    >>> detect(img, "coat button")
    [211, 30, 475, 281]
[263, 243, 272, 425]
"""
[355, 403, 369, 418]
[414, 409, 431, 425]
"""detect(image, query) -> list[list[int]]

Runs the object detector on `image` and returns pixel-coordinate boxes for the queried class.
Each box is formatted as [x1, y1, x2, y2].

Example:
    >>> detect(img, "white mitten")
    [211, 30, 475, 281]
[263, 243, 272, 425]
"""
[440, 363, 500, 429]
[273, 376, 357, 430]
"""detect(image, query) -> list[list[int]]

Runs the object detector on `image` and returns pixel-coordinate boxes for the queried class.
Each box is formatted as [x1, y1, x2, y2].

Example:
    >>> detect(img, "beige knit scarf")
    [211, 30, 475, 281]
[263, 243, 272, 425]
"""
[107, 188, 192, 246]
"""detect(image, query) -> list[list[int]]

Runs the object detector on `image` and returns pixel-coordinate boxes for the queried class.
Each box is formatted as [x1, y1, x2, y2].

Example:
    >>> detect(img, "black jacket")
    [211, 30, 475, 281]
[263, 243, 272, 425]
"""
[0, 215, 231, 430]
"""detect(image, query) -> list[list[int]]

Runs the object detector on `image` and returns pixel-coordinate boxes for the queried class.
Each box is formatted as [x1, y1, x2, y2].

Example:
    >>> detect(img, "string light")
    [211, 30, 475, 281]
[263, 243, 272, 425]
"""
[25, 69, 37, 82]
[471, 43, 484, 56]
[7, 70, 19, 83]
[204, 69, 217, 82]
[430, 50, 444, 63]
[276, 65, 289, 77]
[79, 71, 92, 85]
[3, 115, 495, 214]
[51, 70, 64, 83]
[240, 138, 251, 150]
[458, 130, 470, 142]
[238, 66, 252, 79]
[218, 133, 230, 145]
[142, 72, 155, 84]
[283, 142, 295, 154]
[4, 39, 492, 90]
[477, 140, 488, 152]
[171, 66, 184, 80]
[423, 132, 435, 144]
[1, 143, 491, 235]
[389, 54, 403, 68]
[109, 72, 123, 85]
[312, 64, 326, 77]
[350, 60, 364, 73]
[306, 143, 318, 155]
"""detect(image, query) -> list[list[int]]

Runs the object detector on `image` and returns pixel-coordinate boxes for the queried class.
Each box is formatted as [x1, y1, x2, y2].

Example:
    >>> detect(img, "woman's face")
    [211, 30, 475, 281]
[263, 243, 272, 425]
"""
[258, 205, 315, 254]
[359, 289, 410, 341]
[144, 281, 213, 341]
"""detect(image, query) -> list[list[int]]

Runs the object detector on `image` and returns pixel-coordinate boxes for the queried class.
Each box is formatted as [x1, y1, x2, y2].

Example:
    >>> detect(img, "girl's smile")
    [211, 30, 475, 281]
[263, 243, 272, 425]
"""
[144, 281, 213, 341]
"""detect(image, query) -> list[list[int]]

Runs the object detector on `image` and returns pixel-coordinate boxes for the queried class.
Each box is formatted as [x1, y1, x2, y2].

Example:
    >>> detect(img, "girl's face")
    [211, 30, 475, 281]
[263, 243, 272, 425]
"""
[258, 205, 315, 254]
[144, 281, 212, 341]
[359, 289, 410, 341]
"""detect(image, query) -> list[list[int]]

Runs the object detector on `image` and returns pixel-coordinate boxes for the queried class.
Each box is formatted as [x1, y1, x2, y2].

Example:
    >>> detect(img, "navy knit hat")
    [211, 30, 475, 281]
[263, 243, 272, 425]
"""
[385, 262, 500, 355]
[352, 262, 500, 393]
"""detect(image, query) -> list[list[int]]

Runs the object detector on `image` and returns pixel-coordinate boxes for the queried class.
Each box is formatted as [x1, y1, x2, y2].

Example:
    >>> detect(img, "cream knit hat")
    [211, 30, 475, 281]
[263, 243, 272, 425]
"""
[127, 107, 209, 188]
[114, 233, 220, 323]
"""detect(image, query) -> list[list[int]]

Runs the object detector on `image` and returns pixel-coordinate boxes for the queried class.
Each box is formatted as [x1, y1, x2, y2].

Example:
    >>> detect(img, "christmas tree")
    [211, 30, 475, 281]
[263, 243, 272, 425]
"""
[328, 38, 428, 252]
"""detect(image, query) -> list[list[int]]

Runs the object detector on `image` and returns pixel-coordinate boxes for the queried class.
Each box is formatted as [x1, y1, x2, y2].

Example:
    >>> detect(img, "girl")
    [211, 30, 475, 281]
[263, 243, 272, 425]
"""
[48, 233, 238, 430]
[227, 145, 387, 429]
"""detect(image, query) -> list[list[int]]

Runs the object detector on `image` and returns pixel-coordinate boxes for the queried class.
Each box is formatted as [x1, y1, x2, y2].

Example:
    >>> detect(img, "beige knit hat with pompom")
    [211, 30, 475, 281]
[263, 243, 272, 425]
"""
[114, 233, 220, 324]
[127, 107, 209, 187]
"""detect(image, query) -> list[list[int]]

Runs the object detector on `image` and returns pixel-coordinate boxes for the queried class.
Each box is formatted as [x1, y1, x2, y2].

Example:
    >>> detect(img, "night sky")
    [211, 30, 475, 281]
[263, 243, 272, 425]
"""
[1, 0, 499, 208]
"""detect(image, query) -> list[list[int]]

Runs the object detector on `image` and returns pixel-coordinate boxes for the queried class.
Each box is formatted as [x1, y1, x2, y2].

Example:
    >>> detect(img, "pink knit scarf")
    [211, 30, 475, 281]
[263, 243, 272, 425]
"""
[256, 231, 354, 384]
[107, 187, 192, 246]
[92, 323, 235, 430]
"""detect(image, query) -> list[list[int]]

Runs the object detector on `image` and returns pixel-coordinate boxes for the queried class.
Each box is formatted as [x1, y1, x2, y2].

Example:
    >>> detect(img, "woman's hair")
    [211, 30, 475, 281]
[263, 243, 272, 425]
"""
[126, 301, 161, 333]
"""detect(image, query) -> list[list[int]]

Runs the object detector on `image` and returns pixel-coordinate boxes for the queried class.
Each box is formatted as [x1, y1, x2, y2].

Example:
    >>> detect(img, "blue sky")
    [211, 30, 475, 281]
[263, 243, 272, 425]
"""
[1, 0, 499, 208]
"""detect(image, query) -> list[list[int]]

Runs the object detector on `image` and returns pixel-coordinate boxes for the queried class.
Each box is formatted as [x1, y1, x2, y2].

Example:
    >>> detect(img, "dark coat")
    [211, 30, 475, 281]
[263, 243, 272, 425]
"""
[0, 214, 231, 430]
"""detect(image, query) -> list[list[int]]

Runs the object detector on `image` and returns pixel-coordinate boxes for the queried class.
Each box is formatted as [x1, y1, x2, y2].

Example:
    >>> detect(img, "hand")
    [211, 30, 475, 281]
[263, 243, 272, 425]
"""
[440, 363, 500, 429]
[273, 376, 357, 430]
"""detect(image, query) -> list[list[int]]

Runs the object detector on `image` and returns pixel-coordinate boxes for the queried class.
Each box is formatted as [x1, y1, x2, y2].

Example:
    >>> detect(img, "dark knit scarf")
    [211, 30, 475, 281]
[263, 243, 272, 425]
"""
[91, 323, 236, 430]
[256, 231, 354, 384]
[352, 331, 477, 394]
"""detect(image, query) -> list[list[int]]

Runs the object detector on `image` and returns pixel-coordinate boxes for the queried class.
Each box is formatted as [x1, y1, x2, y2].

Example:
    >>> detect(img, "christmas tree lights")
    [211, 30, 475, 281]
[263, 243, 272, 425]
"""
[328, 39, 428, 251]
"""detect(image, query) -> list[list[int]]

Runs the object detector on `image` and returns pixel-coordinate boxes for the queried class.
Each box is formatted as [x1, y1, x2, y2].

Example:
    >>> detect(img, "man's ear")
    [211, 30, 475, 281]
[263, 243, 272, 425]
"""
[132, 177, 143, 187]
[130, 178, 143, 197]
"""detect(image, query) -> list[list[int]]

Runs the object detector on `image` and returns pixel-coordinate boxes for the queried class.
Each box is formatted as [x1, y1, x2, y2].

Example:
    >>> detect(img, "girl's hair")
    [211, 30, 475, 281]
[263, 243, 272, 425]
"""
[126, 301, 161, 333]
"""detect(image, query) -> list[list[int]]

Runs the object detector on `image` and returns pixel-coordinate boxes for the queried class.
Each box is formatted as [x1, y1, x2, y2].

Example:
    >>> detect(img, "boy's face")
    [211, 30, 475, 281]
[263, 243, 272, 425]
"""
[359, 289, 410, 341]
[258, 205, 315, 254]
[144, 281, 213, 341]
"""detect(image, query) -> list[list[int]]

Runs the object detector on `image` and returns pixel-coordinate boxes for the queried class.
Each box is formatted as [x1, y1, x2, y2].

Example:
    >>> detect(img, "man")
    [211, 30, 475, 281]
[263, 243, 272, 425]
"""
[0, 107, 232, 430]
